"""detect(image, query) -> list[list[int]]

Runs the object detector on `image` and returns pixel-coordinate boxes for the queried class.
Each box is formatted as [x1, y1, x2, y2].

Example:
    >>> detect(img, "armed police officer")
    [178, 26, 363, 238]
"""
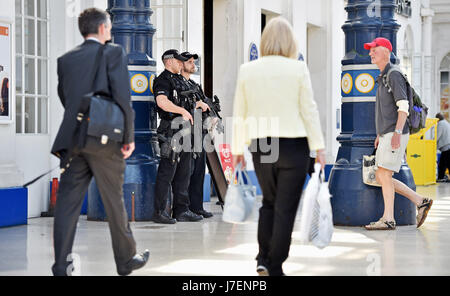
[152, 49, 207, 224]
[179, 51, 216, 219]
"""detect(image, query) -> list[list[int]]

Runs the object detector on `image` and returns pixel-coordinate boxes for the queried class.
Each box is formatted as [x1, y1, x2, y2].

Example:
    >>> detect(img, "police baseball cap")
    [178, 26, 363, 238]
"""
[161, 49, 189, 62]
[180, 51, 199, 60]
[364, 37, 393, 52]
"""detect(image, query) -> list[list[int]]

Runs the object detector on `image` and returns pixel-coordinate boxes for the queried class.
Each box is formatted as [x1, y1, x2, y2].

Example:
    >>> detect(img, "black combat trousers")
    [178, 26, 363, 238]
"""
[189, 147, 206, 212]
[154, 151, 192, 217]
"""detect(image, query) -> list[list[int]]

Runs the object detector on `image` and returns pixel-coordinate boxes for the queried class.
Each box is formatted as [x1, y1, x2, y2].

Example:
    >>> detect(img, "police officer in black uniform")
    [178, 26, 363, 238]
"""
[152, 49, 204, 224]
[180, 52, 214, 218]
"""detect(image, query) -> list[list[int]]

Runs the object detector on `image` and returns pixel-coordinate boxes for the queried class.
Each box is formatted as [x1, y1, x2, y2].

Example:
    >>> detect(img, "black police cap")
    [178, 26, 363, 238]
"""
[180, 51, 199, 60]
[161, 49, 189, 62]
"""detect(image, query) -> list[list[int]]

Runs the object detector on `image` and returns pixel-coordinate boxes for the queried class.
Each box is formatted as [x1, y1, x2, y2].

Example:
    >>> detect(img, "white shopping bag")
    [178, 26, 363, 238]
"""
[222, 164, 257, 224]
[362, 150, 381, 187]
[299, 163, 334, 249]
[311, 180, 334, 249]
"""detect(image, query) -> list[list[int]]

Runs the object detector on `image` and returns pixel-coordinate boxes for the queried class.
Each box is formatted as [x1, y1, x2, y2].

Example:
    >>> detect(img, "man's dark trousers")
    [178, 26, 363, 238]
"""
[52, 139, 136, 276]
[154, 151, 192, 217]
[438, 149, 450, 180]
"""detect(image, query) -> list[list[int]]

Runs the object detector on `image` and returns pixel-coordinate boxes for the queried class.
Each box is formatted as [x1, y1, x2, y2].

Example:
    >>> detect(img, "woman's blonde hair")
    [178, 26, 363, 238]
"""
[260, 17, 298, 59]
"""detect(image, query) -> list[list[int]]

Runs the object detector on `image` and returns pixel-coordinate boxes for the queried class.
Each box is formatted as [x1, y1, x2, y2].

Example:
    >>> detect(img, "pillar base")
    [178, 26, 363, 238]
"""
[87, 158, 159, 221]
[329, 160, 416, 226]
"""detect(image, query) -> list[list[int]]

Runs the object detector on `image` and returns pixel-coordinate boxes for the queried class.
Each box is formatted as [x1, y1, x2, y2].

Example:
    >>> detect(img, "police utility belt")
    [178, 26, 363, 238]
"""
[158, 118, 180, 163]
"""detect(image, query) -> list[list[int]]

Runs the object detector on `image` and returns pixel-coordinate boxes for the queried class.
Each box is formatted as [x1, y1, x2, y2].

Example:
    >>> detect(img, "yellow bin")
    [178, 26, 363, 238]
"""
[406, 118, 438, 186]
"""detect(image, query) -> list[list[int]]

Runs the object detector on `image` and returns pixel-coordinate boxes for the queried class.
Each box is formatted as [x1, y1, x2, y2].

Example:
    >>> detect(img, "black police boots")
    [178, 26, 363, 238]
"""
[152, 211, 177, 224]
[175, 210, 203, 222]
[193, 209, 213, 218]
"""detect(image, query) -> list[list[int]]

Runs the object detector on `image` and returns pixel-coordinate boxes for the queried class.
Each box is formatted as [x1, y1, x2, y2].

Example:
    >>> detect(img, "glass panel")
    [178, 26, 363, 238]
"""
[24, 58, 35, 94]
[15, 17, 22, 53]
[38, 97, 47, 133]
[156, 9, 163, 36]
[15, 0, 22, 15]
[24, 18, 35, 55]
[37, 0, 47, 19]
[441, 83, 450, 120]
[38, 59, 47, 95]
[37, 20, 47, 56]
[16, 56, 23, 93]
[441, 84, 450, 99]
[25, 0, 35, 17]
[440, 54, 450, 70]
[24, 96, 35, 133]
[440, 96, 450, 121]
[163, 7, 182, 39]
[412, 55, 422, 92]
[169, 0, 183, 5]
[16, 96, 23, 133]
[441, 72, 449, 84]
[1, 77, 9, 117]
[424, 55, 435, 95]
[401, 56, 412, 82]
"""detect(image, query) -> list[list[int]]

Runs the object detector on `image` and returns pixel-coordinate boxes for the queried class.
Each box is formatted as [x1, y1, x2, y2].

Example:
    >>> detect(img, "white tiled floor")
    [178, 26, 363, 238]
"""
[1, 183, 450, 276]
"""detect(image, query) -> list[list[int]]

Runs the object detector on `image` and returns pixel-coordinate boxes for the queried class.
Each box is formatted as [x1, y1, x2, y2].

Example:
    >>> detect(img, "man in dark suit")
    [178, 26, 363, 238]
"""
[51, 8, 149, 276]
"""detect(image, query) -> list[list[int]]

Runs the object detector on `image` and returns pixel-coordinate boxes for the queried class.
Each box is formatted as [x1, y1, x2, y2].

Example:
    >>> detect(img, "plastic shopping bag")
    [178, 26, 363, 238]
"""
[362, 149, 381, 187]
[299, 163, 334, 249]
[222, 164, 257, 224]
[310, 179, 333, 249]
[298, 163, 321, 243]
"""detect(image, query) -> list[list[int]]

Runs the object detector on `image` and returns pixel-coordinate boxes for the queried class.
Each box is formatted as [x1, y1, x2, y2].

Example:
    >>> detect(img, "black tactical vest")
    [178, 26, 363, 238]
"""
[157, 72, 191, 121]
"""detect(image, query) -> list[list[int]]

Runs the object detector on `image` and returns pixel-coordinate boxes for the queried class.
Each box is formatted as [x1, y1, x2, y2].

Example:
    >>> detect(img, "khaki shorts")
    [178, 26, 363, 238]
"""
[375, 132, 409, 173]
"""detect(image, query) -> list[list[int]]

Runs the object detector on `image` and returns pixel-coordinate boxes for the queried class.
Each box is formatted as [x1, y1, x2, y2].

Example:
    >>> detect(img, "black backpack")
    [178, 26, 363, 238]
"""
[382, 65, 428, 134]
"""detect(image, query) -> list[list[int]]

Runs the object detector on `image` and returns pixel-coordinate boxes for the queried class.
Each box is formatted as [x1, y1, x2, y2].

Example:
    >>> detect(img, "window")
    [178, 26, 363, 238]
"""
[399, 28, 413, 87]
[395, 0, 412, 18]
[151, 0, 186, 74]
[15, 0, 49, 134]
[440, 53, 450, 120]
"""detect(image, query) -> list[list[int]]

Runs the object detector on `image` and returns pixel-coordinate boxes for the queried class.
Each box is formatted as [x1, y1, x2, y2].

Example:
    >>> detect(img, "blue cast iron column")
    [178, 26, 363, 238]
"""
[88, 0, 158, 221]
[328, 0, 416, 226]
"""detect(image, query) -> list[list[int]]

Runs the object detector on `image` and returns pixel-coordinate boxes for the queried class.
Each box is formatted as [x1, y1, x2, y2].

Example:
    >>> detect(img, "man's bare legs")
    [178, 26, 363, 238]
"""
[376, 167, 424, 221]
[392, 178, 423, 206]
[376, 167, 396, 221]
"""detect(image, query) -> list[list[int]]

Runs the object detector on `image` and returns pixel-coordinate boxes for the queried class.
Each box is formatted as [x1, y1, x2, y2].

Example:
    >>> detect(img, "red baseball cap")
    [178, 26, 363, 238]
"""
[364, 37, 393, 52]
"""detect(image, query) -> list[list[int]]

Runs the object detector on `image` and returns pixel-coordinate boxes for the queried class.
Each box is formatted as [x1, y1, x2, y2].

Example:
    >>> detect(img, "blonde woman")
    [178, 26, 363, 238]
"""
[231, 17, 326, 276]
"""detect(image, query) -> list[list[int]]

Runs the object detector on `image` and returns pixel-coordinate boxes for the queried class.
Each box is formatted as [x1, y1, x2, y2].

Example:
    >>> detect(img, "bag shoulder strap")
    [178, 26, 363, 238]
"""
[78, 45, 106, 116]
[91, 44, 106, 93]
[384, 66, 410, 92]
[22, 166, 59, 187]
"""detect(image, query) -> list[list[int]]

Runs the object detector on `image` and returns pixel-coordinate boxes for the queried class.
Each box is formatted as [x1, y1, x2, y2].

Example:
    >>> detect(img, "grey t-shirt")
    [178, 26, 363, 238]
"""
[375, 63, 410, 136]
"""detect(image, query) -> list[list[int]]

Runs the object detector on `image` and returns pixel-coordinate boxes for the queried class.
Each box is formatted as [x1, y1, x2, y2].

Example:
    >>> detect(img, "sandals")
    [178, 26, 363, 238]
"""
[365, 218, 396, 230]
[365, 197, 433, 230]
[416, 198, 433, 228]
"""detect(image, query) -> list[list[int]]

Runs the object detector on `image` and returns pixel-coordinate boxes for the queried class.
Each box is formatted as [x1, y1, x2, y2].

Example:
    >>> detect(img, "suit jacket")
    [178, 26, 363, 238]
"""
[51, 40, 135, 159]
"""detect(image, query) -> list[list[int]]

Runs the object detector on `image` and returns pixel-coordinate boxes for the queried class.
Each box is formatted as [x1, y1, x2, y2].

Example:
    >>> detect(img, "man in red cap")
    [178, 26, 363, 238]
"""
[364, 37, 393, 53]
[363, 37, 433, 230]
